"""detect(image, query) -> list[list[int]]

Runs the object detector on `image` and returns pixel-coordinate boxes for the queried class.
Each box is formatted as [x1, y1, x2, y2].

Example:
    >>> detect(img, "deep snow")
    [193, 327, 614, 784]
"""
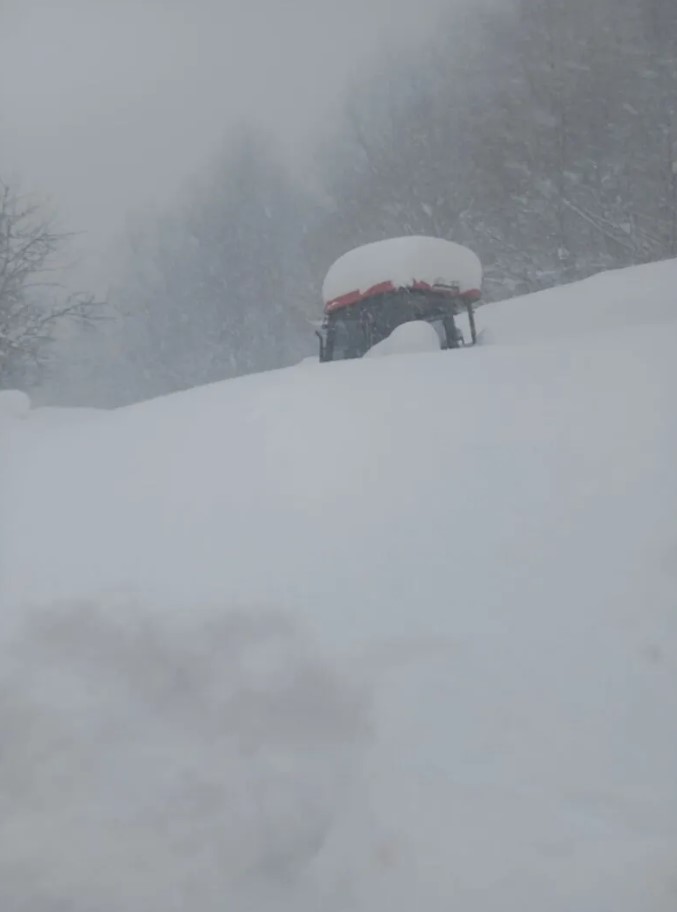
[1, 259, 676, 911]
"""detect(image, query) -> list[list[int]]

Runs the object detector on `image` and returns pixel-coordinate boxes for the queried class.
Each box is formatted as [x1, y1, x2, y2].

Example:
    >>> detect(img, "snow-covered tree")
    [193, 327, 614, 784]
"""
[311, 0, 677, 300]
[110, 128, 314, 401]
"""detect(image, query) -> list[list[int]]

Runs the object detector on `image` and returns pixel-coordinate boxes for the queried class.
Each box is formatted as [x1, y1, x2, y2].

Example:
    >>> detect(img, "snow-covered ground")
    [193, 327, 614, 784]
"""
[1, 259, 676, 911]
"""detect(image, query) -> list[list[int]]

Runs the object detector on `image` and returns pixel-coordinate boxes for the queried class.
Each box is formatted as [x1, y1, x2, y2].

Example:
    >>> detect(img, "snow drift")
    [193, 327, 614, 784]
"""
[1, 258, 677, 911]
[364, 319, 443, 357]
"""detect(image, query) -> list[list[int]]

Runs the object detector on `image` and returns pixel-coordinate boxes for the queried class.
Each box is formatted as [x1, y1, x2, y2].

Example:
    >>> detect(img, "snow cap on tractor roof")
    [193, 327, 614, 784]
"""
[322, 236, 482, 315]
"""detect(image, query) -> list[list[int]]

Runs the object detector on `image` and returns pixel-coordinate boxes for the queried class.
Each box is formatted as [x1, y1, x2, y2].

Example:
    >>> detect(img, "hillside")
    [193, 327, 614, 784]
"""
[1, 259, 676, 911]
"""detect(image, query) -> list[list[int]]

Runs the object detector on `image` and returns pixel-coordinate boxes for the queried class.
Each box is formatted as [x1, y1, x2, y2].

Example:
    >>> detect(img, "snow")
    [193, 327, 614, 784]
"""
[322, 235, 483, 305]
[0, 388, 30, 421]
[365, 319, 442, 357]
[1, 258, 677, 910]
[478, 257, 677, 345]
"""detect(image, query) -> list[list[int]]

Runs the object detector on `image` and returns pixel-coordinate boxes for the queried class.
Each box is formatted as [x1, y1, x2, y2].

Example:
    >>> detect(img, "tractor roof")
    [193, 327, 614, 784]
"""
[322, 236, 482, 314]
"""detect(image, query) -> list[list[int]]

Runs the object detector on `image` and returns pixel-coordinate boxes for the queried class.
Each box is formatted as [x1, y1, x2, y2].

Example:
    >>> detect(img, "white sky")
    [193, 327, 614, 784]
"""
[0, 0, 457, 287]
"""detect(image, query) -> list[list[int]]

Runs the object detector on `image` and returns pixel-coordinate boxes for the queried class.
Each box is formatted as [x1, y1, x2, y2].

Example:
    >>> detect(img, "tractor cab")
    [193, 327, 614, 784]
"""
[317, 236, 482, 363]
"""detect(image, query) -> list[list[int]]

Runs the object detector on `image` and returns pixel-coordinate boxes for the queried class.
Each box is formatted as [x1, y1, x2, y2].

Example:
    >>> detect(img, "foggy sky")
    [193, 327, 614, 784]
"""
[1, 0, 451, 288]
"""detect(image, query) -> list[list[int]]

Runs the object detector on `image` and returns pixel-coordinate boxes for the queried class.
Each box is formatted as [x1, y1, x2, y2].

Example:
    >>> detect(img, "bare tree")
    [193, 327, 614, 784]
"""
[0, 181, 100, 387]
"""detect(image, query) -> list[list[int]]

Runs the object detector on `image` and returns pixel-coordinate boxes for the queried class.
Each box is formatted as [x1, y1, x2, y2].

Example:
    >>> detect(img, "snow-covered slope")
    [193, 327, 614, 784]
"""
[1, 259, 677, 911]
[480, 256, 677, 344]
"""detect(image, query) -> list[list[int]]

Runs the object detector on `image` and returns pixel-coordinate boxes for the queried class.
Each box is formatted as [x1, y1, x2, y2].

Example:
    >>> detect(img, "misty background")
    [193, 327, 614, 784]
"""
[1, 0, 676, 405]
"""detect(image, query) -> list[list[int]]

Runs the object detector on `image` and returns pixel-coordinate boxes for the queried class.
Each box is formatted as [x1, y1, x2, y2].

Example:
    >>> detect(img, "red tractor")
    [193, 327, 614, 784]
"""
[317, 236, 482, 362]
